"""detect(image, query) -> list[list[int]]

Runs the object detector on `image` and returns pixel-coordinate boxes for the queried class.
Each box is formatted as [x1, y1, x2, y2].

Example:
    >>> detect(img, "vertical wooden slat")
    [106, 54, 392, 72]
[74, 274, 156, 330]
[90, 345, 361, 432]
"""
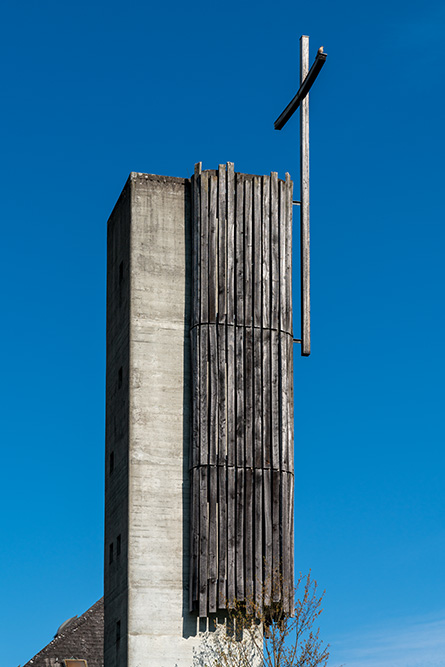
[227, 162, 235, 325]
[236, 466, 245, 600]
[235, 326, 244, 468]
[254, 468, 263, 608]
[190, 466, 200, 610]
[263, 467, 272, 605]
[271, 329, 279, 470]
[245, 467, 253, 604]
[270, 172, 279, 331]
[253, 326, 262, 470]
[227, 465, 236, 605]
[208, 174, 218, 323]
[288, 470, 294, 612]
[262, 175, 270, 330]
[253, 176, 262, 329]
[285, 172, 293, 335]
[218, 164, 227, 322]
[199, 325, 208, 466]
[244, 178, 253, 325]
[262, 328, 271, 469]
[272, 469, 281, 603]
[282, 471, 290, 614]
[227, 325, 235, 468]
[192, 164, 202, 329]
[217, 324, 227, 464]
[245, 326, 253, 469]
[209, 325, 218, 465]
[208, 465, 218, 613]
[288, 332, 294, 473]
[199, 465, 208, 616]
[218, 464, 227, 608]
[279, 179, 286, 335]
[191, 326, 200, 469]
[235, 173, 244, 326]
[280, 332, 289, 472]
[200, 172, 209, 324]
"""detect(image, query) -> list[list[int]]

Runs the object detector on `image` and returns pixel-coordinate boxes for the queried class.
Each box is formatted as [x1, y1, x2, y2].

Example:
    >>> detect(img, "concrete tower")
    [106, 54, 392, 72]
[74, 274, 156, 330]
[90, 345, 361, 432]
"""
[104, 165, 294, 667]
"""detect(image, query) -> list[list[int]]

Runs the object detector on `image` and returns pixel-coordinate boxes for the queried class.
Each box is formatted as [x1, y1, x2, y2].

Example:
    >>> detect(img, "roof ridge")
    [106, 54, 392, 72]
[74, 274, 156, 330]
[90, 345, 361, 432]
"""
[23, 598, 103, 666]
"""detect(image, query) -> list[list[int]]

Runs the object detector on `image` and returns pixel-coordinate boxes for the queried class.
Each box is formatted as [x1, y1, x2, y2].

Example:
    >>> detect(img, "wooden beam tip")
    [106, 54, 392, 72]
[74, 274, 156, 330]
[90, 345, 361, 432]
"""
[194, 162, 202, 175]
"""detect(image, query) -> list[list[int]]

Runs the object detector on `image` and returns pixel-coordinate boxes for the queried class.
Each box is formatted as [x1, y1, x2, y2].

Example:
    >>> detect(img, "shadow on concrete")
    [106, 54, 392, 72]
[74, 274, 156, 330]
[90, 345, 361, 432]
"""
[182, 178, 199, 639]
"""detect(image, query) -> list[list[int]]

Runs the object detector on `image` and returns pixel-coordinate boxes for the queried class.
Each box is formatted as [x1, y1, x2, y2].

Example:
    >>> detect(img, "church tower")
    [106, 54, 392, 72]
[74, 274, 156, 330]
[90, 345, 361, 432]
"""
[104, 165, 294, 667]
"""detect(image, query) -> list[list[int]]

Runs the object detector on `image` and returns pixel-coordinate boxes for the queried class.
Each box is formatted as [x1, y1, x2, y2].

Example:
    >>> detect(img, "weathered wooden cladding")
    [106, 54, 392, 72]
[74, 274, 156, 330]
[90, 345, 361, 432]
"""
[190, 164, 294, 617]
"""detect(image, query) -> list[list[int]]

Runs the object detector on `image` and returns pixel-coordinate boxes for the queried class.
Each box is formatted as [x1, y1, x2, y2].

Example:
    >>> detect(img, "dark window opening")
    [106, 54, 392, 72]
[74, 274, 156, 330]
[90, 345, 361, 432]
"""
[116, 620, 121, 645]
[118, 367, 123, 389]
[117, 534, 121, 557]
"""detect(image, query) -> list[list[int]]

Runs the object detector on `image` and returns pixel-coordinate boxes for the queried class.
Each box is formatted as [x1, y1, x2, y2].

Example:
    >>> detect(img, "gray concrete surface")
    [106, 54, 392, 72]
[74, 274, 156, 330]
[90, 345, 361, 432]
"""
[105, 173, 202, 666]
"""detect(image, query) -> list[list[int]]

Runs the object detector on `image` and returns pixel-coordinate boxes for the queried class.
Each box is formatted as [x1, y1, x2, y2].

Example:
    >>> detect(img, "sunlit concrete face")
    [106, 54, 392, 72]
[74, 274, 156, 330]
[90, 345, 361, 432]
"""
[105, 173, 202, 666]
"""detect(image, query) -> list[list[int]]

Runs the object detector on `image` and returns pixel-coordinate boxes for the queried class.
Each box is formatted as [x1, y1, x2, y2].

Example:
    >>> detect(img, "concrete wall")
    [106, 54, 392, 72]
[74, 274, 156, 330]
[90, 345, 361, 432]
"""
[105, 173, 203, 667]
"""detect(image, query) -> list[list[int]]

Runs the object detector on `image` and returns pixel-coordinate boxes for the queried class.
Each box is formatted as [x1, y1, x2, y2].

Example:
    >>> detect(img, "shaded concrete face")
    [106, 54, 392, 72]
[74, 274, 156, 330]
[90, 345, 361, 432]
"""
[105, 173, 202, 666]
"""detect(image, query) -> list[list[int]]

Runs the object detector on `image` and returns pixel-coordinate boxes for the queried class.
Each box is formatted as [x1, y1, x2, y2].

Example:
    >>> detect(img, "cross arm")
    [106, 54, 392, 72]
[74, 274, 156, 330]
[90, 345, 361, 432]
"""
[274, 49, 327, 130]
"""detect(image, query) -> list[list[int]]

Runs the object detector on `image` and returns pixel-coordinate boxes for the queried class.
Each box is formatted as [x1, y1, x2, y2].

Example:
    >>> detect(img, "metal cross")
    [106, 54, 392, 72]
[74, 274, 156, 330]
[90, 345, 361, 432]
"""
[275, 35, 327, 357]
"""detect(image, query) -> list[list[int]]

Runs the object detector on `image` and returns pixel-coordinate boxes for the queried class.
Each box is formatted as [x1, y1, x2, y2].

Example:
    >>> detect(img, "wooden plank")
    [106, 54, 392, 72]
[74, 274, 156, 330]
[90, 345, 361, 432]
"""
[209, 325, 218, 465]
[262, 328, 271, 469]
[244, 178, 253, 325]
[208, 465, 218, 613]
[244, 467, 253, 605]
[199, 325, 208, 466]
[253, 325, 262, 469]
[190, 326, 200, 469]
[218, 464, 227, 608]
[254, 468, 263, 609]
[235, 173, 244, 326]
[226, 162, 235, 325]
[189, 465, 200, 610]
[281, 471, 290, 614]
[244, 325, 253, 469]
[227, 324, 235, 467]
[200, 171, 209, 324]
[272, 469, 281, 603]
[262, 175, 270, 329]
[191, 165, 201, 328]
[217, 324, 227, 464]
[235, 466, 245, 600]
[288, 332, 294, 473]
[218, 164, 227, 322]
[288, 470, 295, 612]
[208, 174, 218, 323]
[227, 465, 236, 605]
[270, 172, 279, 331]
[271, 329, 279, 470]
[253, 175, 262, 328]
[199, 465, 208, 616]
[235, 326, 244, 468]
[285, 172, 293, 335]
[279, 179, 286, 334]
[263, 467, 272, 606]
[280, 331, 289, 472]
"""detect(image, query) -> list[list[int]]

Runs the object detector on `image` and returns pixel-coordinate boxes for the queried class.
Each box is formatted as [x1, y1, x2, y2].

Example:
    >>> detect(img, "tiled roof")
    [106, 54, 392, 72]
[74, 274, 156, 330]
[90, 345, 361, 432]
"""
[23, 598, 103, 667]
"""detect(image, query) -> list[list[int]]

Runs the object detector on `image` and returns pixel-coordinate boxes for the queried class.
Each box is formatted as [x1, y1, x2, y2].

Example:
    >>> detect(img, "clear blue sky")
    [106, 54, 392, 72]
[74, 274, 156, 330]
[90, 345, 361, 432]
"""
[2, 1, 444, 665]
